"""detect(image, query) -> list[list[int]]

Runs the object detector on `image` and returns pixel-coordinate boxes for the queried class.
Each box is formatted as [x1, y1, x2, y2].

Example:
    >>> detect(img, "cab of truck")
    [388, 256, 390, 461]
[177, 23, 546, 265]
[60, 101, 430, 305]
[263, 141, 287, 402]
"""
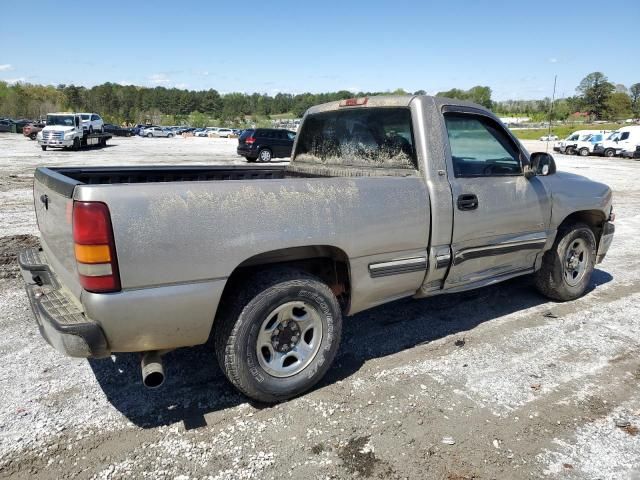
[37, 113, 84, 151]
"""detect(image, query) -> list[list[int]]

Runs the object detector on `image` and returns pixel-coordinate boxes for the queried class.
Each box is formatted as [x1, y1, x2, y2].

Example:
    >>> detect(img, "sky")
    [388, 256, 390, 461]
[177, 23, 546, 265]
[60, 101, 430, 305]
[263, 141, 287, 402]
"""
[1, 0, 639, 100]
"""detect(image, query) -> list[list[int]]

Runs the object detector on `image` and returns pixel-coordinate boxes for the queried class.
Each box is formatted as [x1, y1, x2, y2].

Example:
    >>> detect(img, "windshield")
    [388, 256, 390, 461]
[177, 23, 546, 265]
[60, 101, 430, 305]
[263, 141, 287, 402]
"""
[567, 134, 579, 141]
[607, 131, 620, 141]
[46, 115, 75, 127]
[578, 134, 591, 141]
[294, 107, 417, 170]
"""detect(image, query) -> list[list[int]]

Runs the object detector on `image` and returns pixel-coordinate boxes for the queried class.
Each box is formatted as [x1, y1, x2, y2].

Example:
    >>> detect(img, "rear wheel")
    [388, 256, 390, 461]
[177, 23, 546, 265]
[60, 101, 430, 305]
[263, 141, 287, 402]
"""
[246, 156, 257, 163]
[29, 133, 37, 140]
[41, 146, 47, 151]
[146, 133, 153, 138]
[579, 147, 589, 157]
[258, 148, 272, 162]
[565, 146, 575, 155]
[604, 149, 615, 158]
[215, 268, 342, 403]
[167, 133, 174, 138]
[73, 137, 81, 151]
[534, 223, 596, 301]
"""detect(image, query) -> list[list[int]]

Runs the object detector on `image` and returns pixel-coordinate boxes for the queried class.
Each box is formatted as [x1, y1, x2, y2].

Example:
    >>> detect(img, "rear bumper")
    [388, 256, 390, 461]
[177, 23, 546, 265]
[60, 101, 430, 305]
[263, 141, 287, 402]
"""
[596, 221, 615, 264]
[237, 145, 256, 157]
[19, 248, 109, 358]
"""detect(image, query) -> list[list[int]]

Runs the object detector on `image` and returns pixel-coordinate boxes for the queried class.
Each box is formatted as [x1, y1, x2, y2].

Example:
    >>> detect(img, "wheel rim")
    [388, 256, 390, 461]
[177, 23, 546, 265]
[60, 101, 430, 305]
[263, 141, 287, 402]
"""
[564, 238, 589, 287]
[256, 301, 323, 378]
[260, 150, 271, 161]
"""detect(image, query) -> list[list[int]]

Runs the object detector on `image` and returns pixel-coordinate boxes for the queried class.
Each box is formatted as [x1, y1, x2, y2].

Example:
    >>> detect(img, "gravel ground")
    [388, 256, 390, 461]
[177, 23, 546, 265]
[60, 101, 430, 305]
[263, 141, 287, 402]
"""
[0, 133, 639, 480]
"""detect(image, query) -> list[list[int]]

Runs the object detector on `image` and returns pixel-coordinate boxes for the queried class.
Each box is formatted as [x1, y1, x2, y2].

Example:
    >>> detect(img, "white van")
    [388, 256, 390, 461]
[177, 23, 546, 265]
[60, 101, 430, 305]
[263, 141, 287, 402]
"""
[593, 126, 640, 157]
[573, 131, 612, 156]
[553, 130, 609, 155]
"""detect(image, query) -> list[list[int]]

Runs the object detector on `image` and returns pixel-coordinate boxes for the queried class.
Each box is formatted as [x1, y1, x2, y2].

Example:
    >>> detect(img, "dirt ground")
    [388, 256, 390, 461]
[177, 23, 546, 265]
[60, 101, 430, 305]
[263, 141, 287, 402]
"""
[0, 133, 639, 480]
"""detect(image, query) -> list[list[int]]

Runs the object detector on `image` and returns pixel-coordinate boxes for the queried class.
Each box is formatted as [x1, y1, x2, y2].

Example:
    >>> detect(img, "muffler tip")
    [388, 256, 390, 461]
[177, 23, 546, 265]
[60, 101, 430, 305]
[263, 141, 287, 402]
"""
[141, 351, 165, 389]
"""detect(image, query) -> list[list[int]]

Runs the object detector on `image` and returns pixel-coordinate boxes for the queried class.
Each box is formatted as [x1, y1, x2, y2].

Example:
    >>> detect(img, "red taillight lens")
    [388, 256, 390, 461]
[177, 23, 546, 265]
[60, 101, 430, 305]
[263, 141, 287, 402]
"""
[245, 136, 255, 144]
[72, 201, 121, 293]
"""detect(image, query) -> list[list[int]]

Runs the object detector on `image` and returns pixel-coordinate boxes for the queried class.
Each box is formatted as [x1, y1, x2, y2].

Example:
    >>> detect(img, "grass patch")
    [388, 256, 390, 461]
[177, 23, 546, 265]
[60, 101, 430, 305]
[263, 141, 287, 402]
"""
[512, 123, 621, 140]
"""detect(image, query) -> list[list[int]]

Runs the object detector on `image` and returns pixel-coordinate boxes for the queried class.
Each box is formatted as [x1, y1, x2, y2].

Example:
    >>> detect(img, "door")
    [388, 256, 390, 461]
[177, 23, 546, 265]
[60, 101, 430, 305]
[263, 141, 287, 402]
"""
[442, 110, 551, 288]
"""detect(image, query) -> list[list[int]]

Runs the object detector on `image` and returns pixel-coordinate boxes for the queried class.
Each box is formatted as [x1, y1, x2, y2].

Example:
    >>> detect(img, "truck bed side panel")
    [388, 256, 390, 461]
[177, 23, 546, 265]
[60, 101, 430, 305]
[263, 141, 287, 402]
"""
[75, 176, 430, 319]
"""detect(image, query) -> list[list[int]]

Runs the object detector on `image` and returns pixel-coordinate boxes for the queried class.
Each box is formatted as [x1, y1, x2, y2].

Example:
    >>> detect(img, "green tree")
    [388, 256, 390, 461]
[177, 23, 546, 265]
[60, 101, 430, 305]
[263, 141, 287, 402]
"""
[629, 83, 640, 117]
[606, 92, 632, 120]
[576, 72, 615, 120]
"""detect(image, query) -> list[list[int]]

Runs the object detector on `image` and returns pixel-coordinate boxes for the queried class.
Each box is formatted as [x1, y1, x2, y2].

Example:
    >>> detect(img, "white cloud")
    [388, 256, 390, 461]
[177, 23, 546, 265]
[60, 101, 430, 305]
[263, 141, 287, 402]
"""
[174, 83, 189, 89]
[0, 64, 13, 72]
[548, 57, 558, 64]
[148, 73, 170, 85]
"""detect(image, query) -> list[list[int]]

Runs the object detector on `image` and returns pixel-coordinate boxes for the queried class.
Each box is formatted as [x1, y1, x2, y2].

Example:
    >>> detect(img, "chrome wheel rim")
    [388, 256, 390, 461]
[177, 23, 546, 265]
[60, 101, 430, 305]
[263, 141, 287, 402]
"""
[260, 150, 271, 161]
[256, 301, 323, 378]
[564, 238, 588, 287]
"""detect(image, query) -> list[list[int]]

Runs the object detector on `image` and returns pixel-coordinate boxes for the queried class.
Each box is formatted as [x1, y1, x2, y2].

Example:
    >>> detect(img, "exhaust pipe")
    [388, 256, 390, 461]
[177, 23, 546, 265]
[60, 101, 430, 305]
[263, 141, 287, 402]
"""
[141, 351, 165, 388]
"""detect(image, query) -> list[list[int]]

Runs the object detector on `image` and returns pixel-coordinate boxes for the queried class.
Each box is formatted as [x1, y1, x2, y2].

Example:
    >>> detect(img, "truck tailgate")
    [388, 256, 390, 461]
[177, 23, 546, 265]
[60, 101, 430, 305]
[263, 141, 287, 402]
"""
[33, 168, 83, 299]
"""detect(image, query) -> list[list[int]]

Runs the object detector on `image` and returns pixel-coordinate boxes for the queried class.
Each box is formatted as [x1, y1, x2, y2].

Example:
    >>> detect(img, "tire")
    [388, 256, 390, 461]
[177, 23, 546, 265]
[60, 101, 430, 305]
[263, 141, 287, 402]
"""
[579, 148, 589, 157]
[41, 146, 47, 151]
[72, 137, 81, 151]
[534, 222, 597, 301]
[565, 146, 575, 155]
[214, 268, 343, 403]
[167, 133, 174, 138]
[258, 148, 272, 162]
[246, 156, 257, 163]
[89, 126, 93, 135]
[604, 149, 615, 158]
[29, 133, 37, 140]
[146, 133, 153, 138]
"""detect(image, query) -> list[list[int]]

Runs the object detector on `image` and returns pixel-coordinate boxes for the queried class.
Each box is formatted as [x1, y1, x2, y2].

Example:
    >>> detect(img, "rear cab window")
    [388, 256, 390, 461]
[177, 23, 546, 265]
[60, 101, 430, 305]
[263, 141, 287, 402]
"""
[293, 107, 417, 171]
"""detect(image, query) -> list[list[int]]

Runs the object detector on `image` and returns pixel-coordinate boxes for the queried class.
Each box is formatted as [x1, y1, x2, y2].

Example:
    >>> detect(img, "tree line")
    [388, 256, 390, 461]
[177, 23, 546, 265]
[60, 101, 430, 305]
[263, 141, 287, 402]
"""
[0, 72, 638, 126]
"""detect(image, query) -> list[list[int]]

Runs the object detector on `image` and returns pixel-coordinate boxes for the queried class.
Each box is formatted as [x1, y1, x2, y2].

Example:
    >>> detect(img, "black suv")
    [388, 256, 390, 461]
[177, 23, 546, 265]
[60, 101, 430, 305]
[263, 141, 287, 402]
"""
[237, 128, 296, 162]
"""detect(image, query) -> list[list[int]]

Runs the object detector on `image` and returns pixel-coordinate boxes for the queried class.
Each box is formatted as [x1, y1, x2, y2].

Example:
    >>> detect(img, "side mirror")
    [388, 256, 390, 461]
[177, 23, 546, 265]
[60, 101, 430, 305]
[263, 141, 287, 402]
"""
[528, 152, 556, 177]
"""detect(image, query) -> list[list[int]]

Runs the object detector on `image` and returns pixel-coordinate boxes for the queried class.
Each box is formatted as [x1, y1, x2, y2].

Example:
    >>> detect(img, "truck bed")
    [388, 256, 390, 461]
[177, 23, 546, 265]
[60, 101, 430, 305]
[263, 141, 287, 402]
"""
[35, 165, 291, 197]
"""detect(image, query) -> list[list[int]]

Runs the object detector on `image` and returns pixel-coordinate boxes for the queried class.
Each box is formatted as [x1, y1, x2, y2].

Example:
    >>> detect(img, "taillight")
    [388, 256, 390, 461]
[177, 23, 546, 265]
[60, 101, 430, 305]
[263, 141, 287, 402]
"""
[72, 201, 121, 293]
[245, 136, 255, 144]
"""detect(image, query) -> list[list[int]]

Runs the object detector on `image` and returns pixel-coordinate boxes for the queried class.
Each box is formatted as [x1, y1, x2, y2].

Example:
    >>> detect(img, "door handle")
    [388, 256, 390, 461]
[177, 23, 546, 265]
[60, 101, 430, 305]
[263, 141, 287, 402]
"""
[457, 194, 478, 211]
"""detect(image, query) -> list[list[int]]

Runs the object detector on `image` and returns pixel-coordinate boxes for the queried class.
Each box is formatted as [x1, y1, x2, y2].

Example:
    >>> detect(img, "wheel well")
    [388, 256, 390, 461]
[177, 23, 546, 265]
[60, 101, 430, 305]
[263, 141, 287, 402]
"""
[558, 209, 606, 245]
[222, 246, 351, 311]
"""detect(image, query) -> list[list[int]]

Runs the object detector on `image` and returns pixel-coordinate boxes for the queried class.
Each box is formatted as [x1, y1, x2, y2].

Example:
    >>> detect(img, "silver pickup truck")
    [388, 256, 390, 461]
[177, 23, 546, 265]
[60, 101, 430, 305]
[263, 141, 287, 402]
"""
[19, 95, 615, 402]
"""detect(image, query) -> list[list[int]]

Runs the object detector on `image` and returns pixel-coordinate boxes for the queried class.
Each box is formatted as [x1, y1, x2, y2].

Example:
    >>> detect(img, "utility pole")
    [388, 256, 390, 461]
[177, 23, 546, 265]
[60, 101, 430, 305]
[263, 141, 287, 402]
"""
[546, 75, 557, 152]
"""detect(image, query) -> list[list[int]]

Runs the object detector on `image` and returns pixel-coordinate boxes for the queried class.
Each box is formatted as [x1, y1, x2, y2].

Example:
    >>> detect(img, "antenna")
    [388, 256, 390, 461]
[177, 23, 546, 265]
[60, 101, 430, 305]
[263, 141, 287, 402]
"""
[546, 75, 557, 152]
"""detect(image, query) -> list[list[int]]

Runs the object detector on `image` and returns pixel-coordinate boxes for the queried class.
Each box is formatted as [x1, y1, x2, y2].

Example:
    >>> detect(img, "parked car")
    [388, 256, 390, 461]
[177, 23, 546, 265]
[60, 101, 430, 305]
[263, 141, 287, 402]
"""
[216, 128, 234, 138]
[103, 124, 134, 137]
[79, 113, 104, 134]
[23, 122, 46, 140]
[142, 126, 174, 138]
[593, 126, 640, 157]
[621, 145, 640, 159]
[133, 124, 152, 136]
[0, 119, 13, 133]
[19, 95, 615, 403]
[539, 134, 558, 141]
[195, 128, 214, 137]
[237, 128, 296, 162]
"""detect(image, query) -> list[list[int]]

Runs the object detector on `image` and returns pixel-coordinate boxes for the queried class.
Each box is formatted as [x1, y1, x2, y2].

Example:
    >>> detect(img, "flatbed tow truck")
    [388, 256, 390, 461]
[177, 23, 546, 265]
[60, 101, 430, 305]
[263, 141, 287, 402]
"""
[38, 112, 112, 151]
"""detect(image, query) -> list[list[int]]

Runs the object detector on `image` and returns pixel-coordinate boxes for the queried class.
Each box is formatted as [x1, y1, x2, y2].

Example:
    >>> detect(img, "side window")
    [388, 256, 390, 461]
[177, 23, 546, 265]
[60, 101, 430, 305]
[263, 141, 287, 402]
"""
[620, 132, 630, 140]
[287, 131, 296, 141]
[444, 113, 522, 177]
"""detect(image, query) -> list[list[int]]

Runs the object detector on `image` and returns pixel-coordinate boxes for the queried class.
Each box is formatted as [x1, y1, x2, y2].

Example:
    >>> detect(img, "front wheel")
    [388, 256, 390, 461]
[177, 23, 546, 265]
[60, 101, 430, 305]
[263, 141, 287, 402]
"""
[579, 148, 589, 157]
[534, 223, 596, 301]
[604, 149, 615, 158]
[167, 133, 174, 138]
[41, 145, 47, 151]
[29, 133, 37, 140]
[89, 126, 93, 135]
[565, 146, 575, 155]
[215, 268, 342, 403]
[146, 133, 153, 138]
